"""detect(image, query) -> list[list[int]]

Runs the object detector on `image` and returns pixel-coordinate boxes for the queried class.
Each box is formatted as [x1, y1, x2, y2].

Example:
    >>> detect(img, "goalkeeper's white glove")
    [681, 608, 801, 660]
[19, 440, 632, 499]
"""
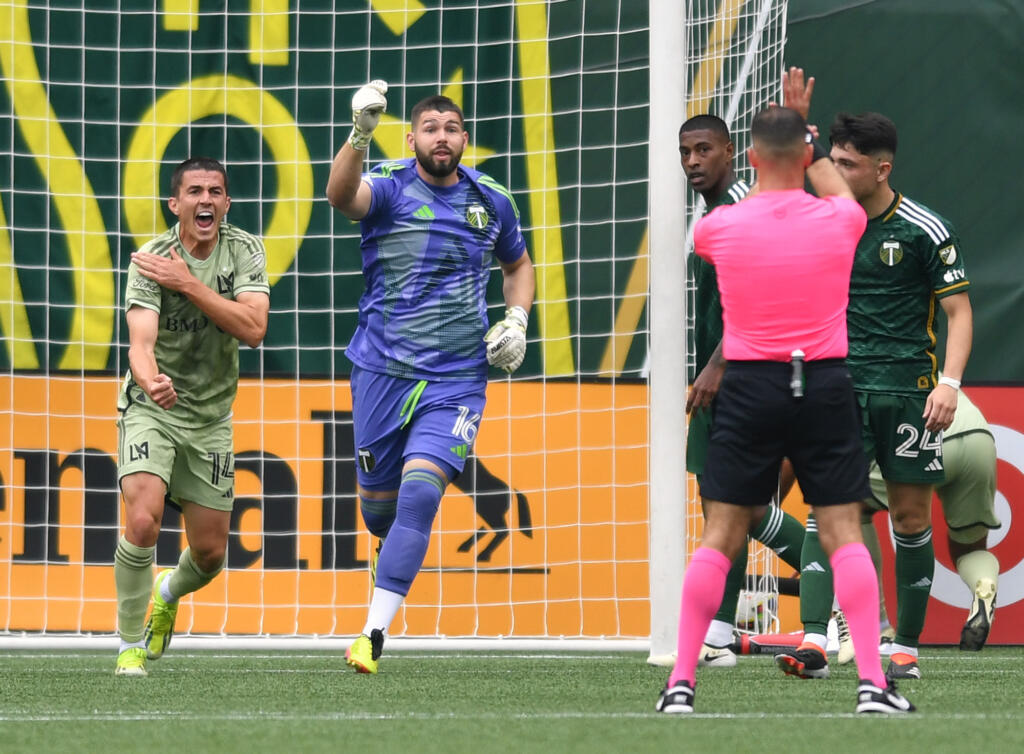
[484, 306, 529, 374]
[348, 79, 388, 150]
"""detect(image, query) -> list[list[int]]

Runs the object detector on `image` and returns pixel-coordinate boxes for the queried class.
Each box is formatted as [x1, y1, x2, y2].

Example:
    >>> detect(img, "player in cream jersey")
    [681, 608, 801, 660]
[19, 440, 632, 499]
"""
[113, 158, 270, 677]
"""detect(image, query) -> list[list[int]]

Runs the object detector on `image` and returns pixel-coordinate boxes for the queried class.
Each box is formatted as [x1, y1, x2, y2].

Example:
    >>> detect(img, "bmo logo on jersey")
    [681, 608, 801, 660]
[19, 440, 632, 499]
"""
[451, 405, 480, 443]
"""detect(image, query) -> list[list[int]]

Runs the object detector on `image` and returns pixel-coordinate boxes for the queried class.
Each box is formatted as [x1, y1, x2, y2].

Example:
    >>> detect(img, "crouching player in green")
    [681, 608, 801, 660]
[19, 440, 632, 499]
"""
[114, 157, 270, 676]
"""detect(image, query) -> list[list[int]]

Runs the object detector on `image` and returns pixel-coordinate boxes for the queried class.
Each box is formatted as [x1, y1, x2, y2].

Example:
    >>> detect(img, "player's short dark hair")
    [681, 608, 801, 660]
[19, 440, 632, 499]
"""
[829, 112, 898, 157]
[170, 157, 228, 196]
[411, 95, 465, 128]
[750, 106, 807, 158]
[679, 114, 731, 141]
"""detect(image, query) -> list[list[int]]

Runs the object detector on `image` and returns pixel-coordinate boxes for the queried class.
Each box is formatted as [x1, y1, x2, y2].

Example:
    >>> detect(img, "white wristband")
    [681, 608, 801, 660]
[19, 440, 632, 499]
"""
[938, 375, 961, 390]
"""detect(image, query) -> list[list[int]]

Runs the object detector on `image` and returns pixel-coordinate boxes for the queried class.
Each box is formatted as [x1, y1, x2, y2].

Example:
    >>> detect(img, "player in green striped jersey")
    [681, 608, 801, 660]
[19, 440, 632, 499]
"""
[667, 115, 805, 670]
[113, 158, 271, 677]
[784, 106, 973, 681]
[831, 113, 972, 680]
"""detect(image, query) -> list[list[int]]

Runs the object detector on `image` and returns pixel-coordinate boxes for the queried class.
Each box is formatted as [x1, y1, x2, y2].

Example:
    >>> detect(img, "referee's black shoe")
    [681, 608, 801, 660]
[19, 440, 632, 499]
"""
[655, 680, 695, 714]
[855, 679, 916, 714]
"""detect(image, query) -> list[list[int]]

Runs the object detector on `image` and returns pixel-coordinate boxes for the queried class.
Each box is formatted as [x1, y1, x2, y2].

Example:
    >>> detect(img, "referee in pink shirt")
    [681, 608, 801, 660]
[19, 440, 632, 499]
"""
[655, 106, 915, 716]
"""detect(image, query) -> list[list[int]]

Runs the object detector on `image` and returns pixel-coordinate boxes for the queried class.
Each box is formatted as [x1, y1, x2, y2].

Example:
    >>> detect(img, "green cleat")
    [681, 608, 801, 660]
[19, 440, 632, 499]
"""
[346, 628, 384, 674]
[144, 569, 179, 660]
[115, 647, 148, 677]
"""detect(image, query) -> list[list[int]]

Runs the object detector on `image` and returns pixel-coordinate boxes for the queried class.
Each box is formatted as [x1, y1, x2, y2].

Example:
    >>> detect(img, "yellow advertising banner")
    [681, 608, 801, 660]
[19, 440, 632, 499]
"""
[0, 377, 649, 638]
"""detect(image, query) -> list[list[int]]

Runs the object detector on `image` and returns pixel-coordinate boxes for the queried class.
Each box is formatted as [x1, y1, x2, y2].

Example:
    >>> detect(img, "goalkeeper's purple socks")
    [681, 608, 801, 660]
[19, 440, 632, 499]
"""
[374, 468, 445, 596]
[831, 542, 887, 688]
[668, 547, 730, 688]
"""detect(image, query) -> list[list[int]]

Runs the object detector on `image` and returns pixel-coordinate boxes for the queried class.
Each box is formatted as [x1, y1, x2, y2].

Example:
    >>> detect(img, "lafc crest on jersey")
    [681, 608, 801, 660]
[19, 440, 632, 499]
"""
[466, 203, 490, 229]
[879, 240, 903, 266]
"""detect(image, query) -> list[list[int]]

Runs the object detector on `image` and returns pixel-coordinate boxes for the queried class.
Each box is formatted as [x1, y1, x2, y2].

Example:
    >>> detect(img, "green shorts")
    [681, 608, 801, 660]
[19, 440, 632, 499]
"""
[858, 391, 945, 485]
[866, 430, 999, 543]
[117, 409, 235, 511]
[685, 404, 713, 476]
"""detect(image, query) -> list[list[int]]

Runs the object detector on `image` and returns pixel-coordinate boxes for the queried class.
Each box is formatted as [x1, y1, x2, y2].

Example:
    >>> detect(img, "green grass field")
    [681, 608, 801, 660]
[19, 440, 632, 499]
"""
[2, 647, 1022, 753]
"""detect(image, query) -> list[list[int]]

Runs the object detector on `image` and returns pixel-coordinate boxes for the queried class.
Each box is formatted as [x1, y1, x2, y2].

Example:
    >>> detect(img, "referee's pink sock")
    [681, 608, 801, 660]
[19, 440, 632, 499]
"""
[668, 546, 731, 688]
[831, 542, 888, 688]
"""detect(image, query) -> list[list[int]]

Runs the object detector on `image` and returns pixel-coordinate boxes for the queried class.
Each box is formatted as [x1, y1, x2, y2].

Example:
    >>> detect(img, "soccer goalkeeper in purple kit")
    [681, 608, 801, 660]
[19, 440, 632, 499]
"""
[326, 80, 535, 673]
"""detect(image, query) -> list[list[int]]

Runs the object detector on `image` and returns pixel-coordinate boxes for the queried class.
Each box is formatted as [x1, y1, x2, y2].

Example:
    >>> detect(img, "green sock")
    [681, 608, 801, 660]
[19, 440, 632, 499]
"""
[751, 504, 804, 571]
[861, 518, 889, 625]
[799, 513, 832, 636]
[893, 527, 934, 648]
[114, 536, 155, 643]
[714, 543, 748, 624]
[166, 547, 224, 601]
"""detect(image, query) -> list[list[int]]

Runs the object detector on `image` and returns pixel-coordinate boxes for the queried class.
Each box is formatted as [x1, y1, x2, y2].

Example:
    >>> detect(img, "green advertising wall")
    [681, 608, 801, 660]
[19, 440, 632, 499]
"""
[1, 1, 1019, 382]
[0, 1, 649, 379]
[786, 0, 1024, 384]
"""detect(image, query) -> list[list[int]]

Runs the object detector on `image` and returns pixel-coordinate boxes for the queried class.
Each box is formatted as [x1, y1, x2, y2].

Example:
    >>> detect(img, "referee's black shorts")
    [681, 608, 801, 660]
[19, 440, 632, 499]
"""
[699, 359, 870, 507]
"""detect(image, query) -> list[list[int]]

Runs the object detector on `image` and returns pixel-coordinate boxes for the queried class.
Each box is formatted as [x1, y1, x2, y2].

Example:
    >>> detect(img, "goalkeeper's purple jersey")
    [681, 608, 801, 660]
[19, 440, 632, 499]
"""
[346, 158, 527, 381]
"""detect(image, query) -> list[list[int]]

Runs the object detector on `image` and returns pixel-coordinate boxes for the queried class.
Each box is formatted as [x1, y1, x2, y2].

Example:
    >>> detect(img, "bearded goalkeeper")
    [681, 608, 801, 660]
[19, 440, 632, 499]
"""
[326, 81, 535, 673]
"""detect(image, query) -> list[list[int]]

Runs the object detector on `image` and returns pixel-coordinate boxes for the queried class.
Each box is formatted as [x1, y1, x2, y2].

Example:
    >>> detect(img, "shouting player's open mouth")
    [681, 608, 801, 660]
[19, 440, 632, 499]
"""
[195, 210, 216, 230]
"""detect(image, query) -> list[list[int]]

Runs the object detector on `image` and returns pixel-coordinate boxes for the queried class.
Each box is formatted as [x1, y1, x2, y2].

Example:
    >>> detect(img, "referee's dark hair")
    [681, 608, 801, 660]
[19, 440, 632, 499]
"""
[829, 112, 898, 157]
[750, 106, 808, 159]
[679, 114, 731, 140]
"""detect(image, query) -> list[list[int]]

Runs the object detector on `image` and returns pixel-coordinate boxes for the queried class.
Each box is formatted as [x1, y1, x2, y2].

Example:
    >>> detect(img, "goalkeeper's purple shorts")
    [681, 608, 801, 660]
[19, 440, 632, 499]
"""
[349, 365, 487, 490]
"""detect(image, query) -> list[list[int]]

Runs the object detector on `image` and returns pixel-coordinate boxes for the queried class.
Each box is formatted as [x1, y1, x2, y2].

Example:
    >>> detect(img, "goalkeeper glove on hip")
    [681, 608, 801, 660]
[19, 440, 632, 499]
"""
[349, 80, 388, 150]
[484, 306, 529, 374]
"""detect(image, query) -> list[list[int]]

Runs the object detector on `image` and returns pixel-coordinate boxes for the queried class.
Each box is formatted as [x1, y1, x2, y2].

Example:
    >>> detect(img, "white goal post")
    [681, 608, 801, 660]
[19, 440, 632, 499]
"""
[648, 0, 789, 661]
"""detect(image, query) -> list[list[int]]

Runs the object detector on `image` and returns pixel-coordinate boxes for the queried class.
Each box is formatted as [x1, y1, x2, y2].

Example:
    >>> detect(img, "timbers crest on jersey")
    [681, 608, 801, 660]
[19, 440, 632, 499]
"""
[879, 240, 903, 266]
[466, 203, 490, 229]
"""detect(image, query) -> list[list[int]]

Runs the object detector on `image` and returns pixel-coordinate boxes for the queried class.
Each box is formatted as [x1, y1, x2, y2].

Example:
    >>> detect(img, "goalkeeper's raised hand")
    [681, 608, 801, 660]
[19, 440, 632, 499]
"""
[348, 80, 388, 150]
[484, 306, 529, 373]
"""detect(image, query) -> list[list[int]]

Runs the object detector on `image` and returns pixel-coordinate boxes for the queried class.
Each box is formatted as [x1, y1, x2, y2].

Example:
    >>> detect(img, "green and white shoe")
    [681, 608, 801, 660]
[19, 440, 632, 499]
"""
[115, 647, 148, 677]
[144, 569, 179, 660]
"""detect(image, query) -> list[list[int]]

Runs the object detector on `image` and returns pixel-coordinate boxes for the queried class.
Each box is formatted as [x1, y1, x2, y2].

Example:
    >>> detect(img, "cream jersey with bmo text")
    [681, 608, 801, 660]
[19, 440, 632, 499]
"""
[118, 222, 270, 428]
